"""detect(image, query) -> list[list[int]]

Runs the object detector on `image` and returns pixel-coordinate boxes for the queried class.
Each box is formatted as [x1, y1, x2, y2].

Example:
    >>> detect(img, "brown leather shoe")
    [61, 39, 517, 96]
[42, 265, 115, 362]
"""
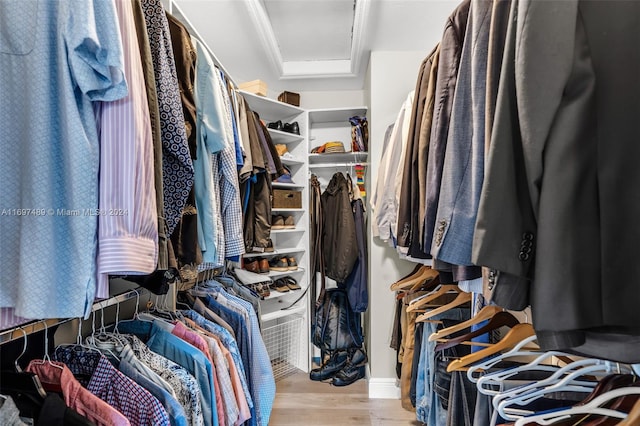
[258, 258, 270, 274]
[272, 215, 285, 229]
[243, 258, 260, 273]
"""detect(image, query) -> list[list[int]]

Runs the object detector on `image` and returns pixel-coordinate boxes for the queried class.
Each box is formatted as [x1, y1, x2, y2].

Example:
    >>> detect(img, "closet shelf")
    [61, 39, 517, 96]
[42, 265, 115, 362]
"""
[263, 286, 307, 301]
[261, 305, 307, 323]
[268, 267, 305, 279]
[239, 90, 303, 122]
[272, 208, 305, 213]
[268, 129, 304, 144]
[243, 247, 305, 259]
[309, 162, 369, 169]
[280, 156, 305, 166]
[308, 152, 368, 165]
[271, 228, 305, 234]
[272, 182, 305, 189]
[308, 107, 368, 124]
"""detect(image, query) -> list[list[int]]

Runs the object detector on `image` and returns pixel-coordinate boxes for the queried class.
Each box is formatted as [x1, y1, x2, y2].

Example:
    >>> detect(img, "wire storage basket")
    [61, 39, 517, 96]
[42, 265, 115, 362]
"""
[262, 314, 303, 381]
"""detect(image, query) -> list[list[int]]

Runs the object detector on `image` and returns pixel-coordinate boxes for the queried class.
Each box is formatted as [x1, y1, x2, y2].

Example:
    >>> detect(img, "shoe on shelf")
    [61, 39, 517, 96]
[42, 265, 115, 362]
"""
[243, 258, 261, 274]
[264, 239, 275, 253]
[284, 215, 295, 229]
[332, 348, 368, 387]
[275, 144, 288, 157]
[258, 258, 270, 274]
[269, 257, 289, 272]
[287, 258, 298, 271]
[268, 120, 283, 131]
[283, 276, 301, 290]
[272, 215, 285, 229]
[310, 350, 349, 381]
[271, 278, 290, 293]
[280, 151, 296, 161]
[282, 121, 300, 135]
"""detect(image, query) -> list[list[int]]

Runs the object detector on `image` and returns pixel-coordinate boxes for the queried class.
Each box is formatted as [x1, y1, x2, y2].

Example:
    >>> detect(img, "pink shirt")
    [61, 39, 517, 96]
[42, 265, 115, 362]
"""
[183, 318, 251, 425]
[26, 360, 130, 426]
[172, 321, 226, 426]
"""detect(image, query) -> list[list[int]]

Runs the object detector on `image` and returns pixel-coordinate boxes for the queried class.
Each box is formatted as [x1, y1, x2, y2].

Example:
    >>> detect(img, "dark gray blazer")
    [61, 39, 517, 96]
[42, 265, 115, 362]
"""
[474, 0, 640, 363]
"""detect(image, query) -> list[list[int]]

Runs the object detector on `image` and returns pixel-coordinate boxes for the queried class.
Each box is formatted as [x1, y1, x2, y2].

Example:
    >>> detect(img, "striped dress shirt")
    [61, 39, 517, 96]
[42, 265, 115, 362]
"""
[96, 0, 158, 297]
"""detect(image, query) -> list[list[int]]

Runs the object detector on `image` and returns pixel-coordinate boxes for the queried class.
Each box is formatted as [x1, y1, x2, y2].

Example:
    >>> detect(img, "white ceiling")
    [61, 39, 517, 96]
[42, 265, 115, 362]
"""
[173, 0, 460, 94]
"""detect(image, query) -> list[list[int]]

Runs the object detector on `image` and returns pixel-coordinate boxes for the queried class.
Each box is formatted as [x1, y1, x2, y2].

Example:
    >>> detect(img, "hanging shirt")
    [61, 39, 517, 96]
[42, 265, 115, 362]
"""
[96, 0, 158, 298]
[53, 349, 170, 426]
[192, 38, 228, 267]
[140, 0, 194, 236]
[216, 70, 246, 260]
[172, 321, 226, 426]
[119, 358, 189, 426]
[0, 0, 126, 323]
[205, 294, 275, 426]
[120, 320, 218, 426]
[26, 360, 130, 426]
[182, 310, 253, 426]
[121, 334, 204, 426]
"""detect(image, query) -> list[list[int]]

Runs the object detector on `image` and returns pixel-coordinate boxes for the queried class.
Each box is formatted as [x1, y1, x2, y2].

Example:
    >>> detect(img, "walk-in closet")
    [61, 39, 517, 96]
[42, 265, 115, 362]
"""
[2, 0, 640, 425]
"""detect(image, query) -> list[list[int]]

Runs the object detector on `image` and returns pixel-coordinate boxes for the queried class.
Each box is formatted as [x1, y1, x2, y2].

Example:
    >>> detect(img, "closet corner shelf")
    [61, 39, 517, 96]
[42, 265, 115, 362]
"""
[268, 129, 304, 144]
[243, 247, 305, 259]
[279, 156, 305, 166]
[261, 305, 307, 323]
[308, 152, 368, 165]
[238, 90, 304, 122]
[308, 107, 368, 124]
[272, 208, 305, 213]
[268, 267, 305, 279]
[263, 286, 307, 301]
[272, 182, 305, 190]
[271, 227, 305, 234]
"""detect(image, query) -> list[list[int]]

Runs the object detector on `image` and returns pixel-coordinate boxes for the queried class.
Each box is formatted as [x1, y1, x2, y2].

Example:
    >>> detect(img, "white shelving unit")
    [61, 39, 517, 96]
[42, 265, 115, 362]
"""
[239, 91, 310, 374]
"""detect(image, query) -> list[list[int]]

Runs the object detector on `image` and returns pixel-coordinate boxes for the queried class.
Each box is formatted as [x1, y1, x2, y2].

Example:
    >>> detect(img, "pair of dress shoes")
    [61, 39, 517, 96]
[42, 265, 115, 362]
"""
[267, 120, 300, 135]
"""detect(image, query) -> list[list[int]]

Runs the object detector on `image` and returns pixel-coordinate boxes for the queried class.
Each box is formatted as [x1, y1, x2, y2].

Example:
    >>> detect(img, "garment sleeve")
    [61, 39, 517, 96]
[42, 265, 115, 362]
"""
[66, 0, 127, 101]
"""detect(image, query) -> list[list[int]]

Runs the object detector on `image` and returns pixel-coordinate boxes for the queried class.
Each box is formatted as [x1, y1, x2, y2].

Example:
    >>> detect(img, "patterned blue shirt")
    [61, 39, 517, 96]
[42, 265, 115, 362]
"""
[53, 348, 170, 426]
[141, 0, 194, 236]
[0, 0, 126, 321]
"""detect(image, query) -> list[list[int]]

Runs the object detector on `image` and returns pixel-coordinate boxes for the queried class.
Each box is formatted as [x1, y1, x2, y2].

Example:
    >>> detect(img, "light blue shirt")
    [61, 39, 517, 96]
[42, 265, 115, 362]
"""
[119, 320, 219, 426]
[182, 310, 254, 422]
[0, 0, 127, 320]
[192, 38, 228, 266]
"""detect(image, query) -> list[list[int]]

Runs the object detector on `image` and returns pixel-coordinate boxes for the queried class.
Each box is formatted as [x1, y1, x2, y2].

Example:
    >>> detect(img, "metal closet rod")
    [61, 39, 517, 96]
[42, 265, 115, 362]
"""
[0, 287, 147, 346]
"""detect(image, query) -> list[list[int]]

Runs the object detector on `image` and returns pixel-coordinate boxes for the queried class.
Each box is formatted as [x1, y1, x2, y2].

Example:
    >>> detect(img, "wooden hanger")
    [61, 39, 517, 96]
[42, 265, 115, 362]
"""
[446, 323, 536, 372]
[389, 265, 439, 291]
[433, 310, 520, 352]
[618, 397, 640, 426]
[406, 284, 461, 313]
[415, 291, 472, 322]
[428, 305, 503, 342]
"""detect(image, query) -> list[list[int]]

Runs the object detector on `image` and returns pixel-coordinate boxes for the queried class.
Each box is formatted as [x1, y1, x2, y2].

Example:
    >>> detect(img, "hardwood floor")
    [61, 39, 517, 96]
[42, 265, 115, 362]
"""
[270, 371, 422, 425]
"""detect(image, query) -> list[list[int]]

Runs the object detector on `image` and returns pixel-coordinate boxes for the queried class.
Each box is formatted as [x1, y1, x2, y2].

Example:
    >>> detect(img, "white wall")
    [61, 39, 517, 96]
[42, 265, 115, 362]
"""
[298, 90, 365, 110]
[365, 51, 430, 397]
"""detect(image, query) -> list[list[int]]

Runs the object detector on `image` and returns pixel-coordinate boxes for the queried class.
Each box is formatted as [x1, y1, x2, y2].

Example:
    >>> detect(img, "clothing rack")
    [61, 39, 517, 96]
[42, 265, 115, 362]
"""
[308, 162, 369, 169]
[164, 0, 238, 88]
[0, 287, 147, 346]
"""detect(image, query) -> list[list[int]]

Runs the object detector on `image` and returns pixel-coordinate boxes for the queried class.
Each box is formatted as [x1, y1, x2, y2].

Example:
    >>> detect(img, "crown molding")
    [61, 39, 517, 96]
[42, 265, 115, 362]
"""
[245, 0, 371, 80]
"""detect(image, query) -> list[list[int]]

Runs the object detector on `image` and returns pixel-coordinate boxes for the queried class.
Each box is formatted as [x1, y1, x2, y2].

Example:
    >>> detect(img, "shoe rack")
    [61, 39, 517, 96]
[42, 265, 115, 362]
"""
[239, 91, 310, 374]
[307, 107, 369, 189]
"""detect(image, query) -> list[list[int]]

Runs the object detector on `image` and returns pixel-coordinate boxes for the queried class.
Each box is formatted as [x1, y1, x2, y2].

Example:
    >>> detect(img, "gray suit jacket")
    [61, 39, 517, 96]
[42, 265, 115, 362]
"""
[431, 0, 492, 269]
[473, 0, 640, 363]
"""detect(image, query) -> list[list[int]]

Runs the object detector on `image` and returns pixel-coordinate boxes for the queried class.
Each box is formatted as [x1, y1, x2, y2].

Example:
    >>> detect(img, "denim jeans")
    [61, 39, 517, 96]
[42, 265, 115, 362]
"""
[415, 307, 470, 425]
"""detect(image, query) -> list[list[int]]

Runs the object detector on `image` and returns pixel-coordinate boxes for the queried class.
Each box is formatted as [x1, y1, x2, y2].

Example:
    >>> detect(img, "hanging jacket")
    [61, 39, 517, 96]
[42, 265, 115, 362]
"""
[341, 197, 368, 312]
[321, 173, 358, 282]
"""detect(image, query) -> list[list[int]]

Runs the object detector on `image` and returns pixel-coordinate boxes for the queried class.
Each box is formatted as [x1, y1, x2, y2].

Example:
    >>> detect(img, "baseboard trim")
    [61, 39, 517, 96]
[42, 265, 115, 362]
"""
[368, 377, 401, 399]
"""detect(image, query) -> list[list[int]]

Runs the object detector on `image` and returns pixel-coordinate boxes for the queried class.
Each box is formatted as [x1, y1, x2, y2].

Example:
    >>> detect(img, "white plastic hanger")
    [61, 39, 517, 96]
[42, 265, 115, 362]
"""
[495, 359, 626, 420]
[476, 351, 576, 396]
[466, 334, 541, 383]
[514, 386, 640, 425]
